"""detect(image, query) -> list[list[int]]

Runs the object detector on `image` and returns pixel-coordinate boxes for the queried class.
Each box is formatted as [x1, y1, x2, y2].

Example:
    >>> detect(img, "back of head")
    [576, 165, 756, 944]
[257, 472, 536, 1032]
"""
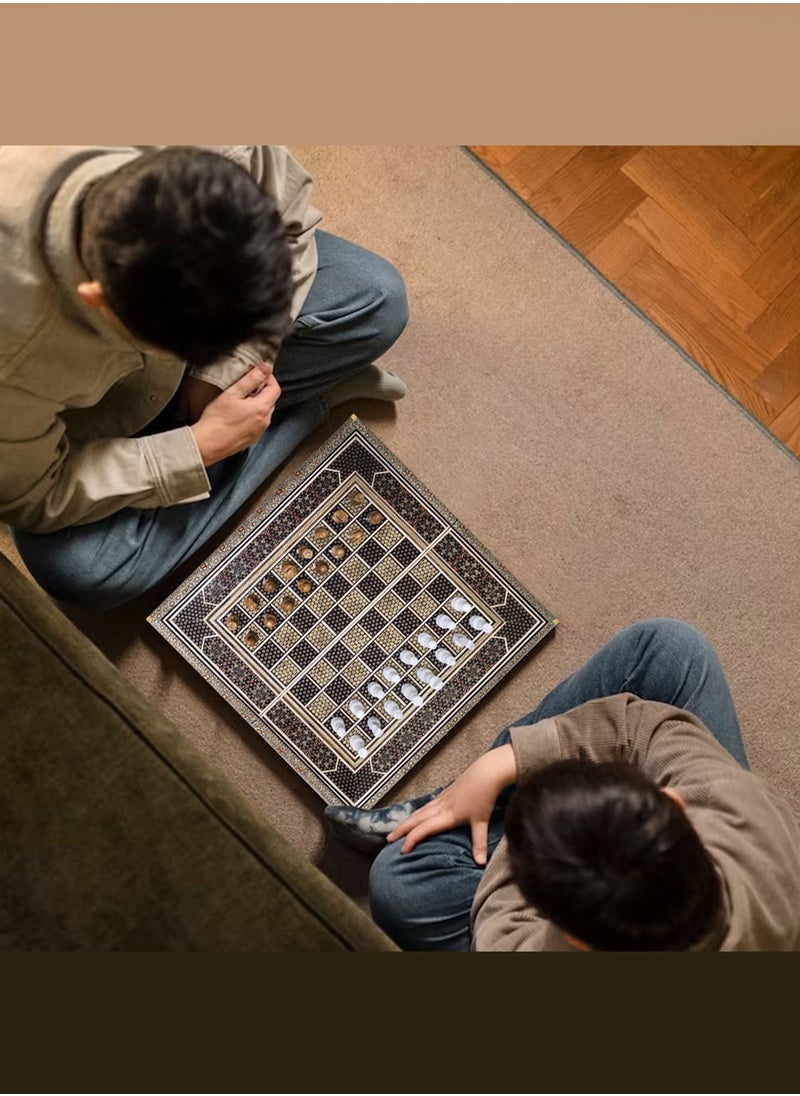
[504, 759, 724, 950]
[81, 147, 293, 365]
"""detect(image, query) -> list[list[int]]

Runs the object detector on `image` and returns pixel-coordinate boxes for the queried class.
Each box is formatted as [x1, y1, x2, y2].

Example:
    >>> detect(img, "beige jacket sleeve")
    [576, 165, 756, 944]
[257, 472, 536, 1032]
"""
[0, 382, 210, 532]
[188, 146, 322, 391]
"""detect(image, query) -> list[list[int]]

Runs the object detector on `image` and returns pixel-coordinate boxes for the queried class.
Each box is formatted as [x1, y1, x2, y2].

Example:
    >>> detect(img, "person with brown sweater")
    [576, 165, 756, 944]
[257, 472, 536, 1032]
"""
[326, 618, 800, 951]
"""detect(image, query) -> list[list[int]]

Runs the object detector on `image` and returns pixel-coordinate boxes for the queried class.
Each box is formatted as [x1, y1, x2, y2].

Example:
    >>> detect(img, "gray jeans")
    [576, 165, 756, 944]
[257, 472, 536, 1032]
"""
[13, 232, 408, 611]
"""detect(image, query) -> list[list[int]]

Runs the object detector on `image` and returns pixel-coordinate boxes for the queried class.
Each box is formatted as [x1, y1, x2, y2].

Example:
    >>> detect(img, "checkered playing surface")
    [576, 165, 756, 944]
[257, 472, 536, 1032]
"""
[149, 417, 556, 807]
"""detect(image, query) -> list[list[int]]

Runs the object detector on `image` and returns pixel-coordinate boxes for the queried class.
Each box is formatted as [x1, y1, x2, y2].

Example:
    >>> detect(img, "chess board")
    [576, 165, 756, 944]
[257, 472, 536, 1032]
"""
[149, 417, 556, 807]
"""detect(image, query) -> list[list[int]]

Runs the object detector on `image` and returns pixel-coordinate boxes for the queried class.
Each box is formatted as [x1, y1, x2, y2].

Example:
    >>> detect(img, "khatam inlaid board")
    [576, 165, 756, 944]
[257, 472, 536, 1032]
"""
[149, 417, 557, 807]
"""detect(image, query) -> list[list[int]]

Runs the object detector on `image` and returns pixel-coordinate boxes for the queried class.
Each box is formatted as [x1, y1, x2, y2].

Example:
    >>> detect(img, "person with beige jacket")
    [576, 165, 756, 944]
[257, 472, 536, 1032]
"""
[0, 145, 408, 610]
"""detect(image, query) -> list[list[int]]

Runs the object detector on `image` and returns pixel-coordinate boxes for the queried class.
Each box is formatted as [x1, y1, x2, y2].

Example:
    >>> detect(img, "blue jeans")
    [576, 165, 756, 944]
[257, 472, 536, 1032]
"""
[12, 232, 408, 611]
[368, 618, 748, 951]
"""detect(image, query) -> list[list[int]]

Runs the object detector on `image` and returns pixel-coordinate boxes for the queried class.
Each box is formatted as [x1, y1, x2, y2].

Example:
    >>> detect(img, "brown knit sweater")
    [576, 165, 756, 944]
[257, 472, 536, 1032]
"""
[470, 694, 800, 951]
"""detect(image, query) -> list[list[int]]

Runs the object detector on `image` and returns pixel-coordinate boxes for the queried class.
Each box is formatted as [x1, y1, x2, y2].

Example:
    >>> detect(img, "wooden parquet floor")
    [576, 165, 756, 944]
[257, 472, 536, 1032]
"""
[469, 146, 800, 461]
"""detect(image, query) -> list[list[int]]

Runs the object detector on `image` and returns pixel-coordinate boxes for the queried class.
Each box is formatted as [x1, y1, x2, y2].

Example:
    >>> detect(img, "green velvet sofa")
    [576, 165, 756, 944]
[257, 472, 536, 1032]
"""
[0, 552, 397, 950]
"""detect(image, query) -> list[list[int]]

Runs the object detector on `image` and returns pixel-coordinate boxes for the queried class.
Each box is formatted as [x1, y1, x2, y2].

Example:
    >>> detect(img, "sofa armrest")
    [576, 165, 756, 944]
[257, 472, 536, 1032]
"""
[0, 552, 397, 951]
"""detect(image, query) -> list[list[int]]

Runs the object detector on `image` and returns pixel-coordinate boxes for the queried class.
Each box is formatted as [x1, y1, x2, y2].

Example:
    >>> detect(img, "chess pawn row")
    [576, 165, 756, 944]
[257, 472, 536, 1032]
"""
[334, 713, 385, 742]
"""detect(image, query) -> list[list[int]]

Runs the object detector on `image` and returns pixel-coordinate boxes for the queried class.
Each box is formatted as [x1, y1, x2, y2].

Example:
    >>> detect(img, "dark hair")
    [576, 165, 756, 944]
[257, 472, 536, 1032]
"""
[80, 147, 293, 365]
[504, 759, 724, 951]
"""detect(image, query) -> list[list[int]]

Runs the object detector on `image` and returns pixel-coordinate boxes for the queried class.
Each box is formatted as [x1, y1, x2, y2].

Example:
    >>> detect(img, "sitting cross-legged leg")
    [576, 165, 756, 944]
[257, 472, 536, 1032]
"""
[12, 231, 409, 612]
[273, 230, 409, 407]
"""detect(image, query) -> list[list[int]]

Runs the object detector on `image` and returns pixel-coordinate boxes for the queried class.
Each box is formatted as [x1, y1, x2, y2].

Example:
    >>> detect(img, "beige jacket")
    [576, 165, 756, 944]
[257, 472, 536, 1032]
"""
[0, 145, 322, 533]
[471, 694, 800, 951]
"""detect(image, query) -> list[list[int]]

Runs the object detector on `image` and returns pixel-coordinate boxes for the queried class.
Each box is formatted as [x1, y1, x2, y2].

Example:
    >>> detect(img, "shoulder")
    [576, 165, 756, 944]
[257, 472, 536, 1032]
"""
[0, 147, 137, 358]
[0, 146, 135, 210]
[678, 763, 800, 950]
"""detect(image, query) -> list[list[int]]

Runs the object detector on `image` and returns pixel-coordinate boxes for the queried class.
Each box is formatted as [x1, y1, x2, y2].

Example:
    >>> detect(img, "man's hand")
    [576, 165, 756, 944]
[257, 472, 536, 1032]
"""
[386, 743, 518, 865]
[177, 376, 224, 424]
[190, 365, 282, 467]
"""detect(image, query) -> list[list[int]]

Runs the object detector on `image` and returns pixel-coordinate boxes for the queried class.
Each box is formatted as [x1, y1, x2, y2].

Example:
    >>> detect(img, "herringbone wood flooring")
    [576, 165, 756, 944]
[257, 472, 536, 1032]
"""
[469, 146, 800, 460]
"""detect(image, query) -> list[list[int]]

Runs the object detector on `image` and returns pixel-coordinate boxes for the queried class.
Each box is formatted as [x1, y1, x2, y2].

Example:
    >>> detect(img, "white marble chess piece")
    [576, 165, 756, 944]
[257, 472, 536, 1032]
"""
[451, 596, 473, 613]
[435, 613, 456, 631]
[434, 647, 456, 666]
[400, 683, 424, 707]
[349, 698, 366, 719]
[330, 716, 347, 739]
[417, 632, 437, 650]
[367, 681, 385, 700]
[452, 632, 475, 650]
[384, 698, 403, 719]
[399, 649, 419, 667]
[349, 734, 368, 759]
[382, 666, 401, 684]
[468, 613, 493, 633]
[367, 716, 383, 738]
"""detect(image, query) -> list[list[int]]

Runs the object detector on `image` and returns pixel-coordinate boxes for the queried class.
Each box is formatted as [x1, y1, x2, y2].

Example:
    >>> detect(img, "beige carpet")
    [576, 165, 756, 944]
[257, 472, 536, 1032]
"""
[4, 146, 800, 905]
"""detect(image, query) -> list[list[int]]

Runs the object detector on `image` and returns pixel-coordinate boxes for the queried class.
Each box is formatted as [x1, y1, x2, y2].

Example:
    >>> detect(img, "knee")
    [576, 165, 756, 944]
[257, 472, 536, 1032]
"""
[368, 841, 413, 940]
[366, 257, 409, 350]
[13, 528, 134, 613]
[35, 565, 128, 613]
[627, 617, 715, 663]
